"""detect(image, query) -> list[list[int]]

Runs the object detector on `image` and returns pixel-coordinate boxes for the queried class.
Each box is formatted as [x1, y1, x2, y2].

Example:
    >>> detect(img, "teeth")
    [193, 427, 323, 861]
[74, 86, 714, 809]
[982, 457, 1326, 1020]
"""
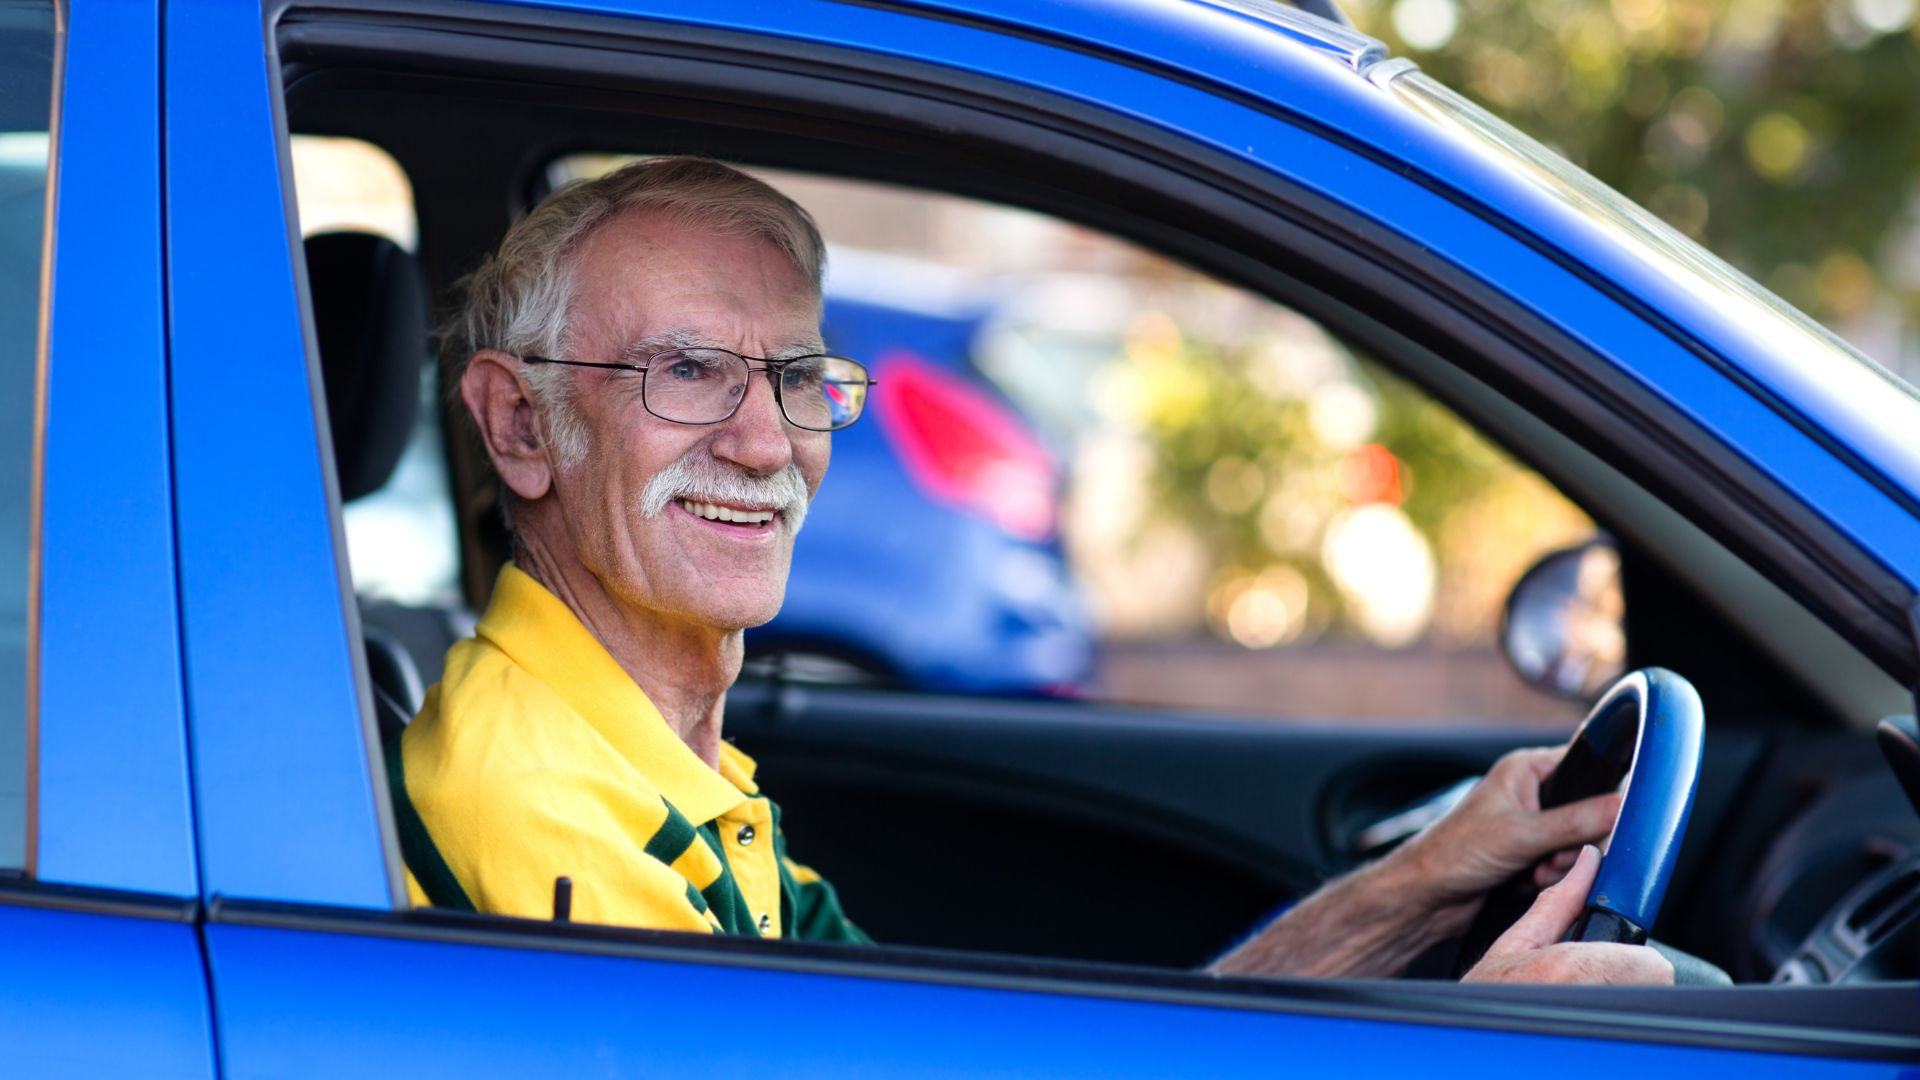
[678, 498, 775, 525]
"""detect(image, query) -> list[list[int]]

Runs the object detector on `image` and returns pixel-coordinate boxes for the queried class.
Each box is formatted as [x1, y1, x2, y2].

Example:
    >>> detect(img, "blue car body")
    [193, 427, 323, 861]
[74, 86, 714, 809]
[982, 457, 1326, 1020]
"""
[14, 0, 1919, 1073]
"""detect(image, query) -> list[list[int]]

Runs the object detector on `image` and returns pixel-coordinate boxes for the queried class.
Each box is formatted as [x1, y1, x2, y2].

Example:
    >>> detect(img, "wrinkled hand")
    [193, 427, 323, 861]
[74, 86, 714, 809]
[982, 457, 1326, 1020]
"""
[1463, 845, 1674, 985]
[1392, 745, 1621, 935]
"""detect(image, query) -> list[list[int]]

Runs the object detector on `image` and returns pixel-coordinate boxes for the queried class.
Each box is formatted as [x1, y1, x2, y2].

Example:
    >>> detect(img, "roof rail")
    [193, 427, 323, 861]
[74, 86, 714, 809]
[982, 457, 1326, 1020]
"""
[1200, 0, 1355, 31]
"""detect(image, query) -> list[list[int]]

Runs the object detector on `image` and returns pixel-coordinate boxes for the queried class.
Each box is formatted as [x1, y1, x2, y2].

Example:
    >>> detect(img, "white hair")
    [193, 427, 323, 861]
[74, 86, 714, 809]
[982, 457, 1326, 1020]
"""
[447, 156, 827, 498]
[637, 450, 812, 534]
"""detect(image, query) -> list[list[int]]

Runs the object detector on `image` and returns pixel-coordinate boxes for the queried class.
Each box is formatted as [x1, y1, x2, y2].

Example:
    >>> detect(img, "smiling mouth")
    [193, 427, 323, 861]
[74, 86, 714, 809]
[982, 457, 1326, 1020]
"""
[675, 498, 778, 529]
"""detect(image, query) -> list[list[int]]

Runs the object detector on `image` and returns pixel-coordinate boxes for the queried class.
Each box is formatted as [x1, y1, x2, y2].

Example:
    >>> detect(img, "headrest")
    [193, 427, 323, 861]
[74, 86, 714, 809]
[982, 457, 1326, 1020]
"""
[306, 231, 429, 502]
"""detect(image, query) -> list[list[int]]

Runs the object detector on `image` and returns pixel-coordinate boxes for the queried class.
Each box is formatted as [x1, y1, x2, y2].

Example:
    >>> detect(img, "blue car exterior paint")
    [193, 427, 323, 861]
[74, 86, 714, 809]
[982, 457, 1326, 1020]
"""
[206, 919, 1890, 1079]
[0, 905, 215, 1077]
[34, 0, 198, 898]
[13, 0, 1917, 1072]
[163, 0, 399, 911]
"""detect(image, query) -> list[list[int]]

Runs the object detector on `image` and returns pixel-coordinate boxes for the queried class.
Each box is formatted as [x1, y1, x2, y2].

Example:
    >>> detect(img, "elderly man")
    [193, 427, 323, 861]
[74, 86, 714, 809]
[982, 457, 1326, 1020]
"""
[391, 156, 1671, 985]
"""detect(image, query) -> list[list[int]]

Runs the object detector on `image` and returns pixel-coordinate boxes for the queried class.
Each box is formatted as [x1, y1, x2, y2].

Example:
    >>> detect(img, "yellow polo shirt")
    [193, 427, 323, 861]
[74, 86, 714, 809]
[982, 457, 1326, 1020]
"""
[387, 564, 866, 942]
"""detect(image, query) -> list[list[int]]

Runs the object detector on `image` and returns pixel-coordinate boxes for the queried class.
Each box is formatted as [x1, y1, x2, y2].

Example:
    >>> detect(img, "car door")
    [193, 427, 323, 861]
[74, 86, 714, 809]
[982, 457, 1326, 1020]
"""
[184, 0, 1917, 1072]
[2, 2, 216, 1074]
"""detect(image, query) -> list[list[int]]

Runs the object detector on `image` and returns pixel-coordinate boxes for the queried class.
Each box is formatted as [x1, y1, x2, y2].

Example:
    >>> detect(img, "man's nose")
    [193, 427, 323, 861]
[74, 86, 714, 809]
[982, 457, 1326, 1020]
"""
[711, 368, 793, 475]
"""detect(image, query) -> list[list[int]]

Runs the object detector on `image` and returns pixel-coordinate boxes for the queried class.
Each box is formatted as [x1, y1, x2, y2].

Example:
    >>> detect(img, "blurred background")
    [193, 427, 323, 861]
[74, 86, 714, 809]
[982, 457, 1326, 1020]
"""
[1357, 0, 1920, 372]
[297, 0, 1920, 728]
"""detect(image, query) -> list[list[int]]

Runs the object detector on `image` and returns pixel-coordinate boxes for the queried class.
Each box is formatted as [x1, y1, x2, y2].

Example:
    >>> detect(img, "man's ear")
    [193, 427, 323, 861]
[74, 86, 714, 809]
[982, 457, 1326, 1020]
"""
[461, 349, 553, 502]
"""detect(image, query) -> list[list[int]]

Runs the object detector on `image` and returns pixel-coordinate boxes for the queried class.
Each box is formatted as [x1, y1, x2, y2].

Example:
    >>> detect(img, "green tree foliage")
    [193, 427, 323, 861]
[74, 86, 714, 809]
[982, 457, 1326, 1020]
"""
[1124, 310, 1575, 647]
[1352, 0, 1920, 329]
[1127, 0, 1920, 650]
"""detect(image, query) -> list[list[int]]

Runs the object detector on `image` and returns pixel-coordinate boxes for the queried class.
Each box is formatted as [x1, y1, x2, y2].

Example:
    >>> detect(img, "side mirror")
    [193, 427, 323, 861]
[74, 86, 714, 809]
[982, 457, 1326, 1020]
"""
[1501, 538, 1626, 702]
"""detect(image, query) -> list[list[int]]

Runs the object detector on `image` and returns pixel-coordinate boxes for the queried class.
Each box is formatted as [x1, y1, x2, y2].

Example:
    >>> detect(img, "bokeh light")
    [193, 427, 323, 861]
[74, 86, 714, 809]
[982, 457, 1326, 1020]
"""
[1393, 0, 1459, 50]
[1323, 504, 1436, 647]
[1746, 112, 1810, 181]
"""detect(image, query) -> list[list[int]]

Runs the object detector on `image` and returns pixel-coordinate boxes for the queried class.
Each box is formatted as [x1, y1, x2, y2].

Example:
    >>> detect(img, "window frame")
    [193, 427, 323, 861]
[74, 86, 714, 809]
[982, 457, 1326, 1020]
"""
[246, 0, 1920, 1059]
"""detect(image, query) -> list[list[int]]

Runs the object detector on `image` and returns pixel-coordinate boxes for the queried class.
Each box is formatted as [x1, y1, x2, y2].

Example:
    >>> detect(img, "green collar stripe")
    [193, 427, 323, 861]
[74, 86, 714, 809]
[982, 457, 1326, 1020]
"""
[694, 822, 754, 934]
[384, 730, 476, 912]
[777, 865, 796, 932]
[643, 802, 699, 866]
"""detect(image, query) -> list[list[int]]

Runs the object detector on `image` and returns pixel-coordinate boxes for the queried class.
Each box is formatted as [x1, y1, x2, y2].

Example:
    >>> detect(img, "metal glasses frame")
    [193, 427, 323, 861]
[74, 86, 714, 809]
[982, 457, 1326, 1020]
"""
[519, 350, 875, 431]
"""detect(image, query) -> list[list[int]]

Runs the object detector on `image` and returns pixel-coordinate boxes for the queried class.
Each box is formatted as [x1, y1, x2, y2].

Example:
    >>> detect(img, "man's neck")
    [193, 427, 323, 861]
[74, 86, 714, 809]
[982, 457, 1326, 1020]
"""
[514, 539, 737, 770]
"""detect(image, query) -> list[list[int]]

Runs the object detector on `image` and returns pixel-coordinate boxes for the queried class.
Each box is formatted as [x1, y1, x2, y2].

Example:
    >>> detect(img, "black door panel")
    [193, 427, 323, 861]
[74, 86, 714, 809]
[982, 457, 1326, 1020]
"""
[725, 681, 1768, 967]
[738, 748, 1288, 966]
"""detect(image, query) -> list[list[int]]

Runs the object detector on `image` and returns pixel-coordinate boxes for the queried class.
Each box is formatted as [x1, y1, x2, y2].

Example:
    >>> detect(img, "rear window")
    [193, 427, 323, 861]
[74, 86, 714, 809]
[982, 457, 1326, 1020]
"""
[0, 0, 55, 870]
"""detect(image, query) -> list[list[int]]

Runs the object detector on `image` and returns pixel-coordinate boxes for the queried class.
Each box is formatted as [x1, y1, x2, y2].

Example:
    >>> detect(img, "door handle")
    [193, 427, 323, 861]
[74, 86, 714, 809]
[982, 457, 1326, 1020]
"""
[1351, 775, 1480, 856]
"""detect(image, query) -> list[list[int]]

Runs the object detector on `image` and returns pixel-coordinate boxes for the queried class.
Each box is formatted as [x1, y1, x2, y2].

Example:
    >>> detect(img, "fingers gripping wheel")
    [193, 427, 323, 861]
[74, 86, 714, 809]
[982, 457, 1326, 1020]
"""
[1455, 668, 1705, 974]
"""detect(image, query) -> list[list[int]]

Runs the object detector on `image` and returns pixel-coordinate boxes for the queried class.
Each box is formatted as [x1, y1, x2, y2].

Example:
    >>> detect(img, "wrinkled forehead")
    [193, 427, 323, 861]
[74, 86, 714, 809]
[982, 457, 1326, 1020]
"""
[618, 326, 827, 363]
[569, 207, 821, 293]
[565, 210, 823, 354]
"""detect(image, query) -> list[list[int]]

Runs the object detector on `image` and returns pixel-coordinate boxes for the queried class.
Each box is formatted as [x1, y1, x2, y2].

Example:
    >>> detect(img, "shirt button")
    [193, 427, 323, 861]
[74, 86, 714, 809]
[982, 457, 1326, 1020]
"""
[757, 912, 772, 935]
[736, 823, 756, 847]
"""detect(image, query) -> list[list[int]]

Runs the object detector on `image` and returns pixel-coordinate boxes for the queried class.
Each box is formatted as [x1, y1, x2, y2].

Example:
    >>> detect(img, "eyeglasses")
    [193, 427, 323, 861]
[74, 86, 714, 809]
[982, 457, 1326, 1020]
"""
[520, 348, 874, 432]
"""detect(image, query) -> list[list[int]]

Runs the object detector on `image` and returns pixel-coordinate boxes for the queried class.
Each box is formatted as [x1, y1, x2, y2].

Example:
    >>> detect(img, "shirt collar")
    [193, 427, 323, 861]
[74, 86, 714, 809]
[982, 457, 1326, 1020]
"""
[477, 563, 752, 825]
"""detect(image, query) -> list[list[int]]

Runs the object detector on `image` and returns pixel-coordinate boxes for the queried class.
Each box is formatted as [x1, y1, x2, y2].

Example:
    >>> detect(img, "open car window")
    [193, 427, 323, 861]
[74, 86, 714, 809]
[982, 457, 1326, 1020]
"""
[309, 149, 1602, 729]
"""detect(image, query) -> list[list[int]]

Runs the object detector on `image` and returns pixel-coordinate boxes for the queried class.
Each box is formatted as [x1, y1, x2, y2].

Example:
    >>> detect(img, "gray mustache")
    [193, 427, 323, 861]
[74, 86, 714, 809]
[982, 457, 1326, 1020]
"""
[637, 451, 811, 533]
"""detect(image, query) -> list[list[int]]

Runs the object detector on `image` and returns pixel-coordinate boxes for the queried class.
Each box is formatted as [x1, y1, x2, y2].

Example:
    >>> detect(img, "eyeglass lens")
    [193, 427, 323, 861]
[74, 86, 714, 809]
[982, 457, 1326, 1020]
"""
[647, 349, 869, 430]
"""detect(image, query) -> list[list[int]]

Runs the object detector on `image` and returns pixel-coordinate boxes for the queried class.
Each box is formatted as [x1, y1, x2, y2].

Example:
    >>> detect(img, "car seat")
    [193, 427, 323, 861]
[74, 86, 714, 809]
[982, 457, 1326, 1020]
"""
[304, 229, 437, 742]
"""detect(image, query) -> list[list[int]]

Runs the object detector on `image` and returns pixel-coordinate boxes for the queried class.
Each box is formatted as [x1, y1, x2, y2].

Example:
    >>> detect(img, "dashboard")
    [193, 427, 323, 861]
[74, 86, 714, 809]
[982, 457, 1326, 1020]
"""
[1746, 753, 1920, 984]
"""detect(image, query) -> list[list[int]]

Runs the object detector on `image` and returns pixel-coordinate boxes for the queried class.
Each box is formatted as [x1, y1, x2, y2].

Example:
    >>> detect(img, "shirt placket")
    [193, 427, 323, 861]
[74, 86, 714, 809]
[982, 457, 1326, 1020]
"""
[719, 795, 780, 938]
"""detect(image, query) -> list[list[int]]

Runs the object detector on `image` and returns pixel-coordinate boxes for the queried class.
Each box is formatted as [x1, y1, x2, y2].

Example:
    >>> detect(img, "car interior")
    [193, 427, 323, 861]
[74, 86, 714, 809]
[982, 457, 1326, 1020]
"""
[279, 3, 1920, 1050]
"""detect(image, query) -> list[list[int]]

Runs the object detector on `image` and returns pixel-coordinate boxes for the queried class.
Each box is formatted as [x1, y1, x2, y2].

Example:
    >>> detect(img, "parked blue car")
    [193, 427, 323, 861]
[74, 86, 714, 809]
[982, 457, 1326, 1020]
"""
[754, 291, 1094, 695]
[6, 0, 1919, 1074]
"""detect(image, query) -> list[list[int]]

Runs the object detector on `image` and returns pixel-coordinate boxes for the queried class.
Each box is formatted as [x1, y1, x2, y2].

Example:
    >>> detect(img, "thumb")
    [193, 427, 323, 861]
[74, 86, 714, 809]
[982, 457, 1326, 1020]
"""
[1488, 845, 1599, 956]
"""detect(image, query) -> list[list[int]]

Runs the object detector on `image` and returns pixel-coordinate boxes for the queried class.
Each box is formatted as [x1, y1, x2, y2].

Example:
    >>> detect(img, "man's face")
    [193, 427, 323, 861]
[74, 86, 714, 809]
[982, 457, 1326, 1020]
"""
[548, 208, 830, 632]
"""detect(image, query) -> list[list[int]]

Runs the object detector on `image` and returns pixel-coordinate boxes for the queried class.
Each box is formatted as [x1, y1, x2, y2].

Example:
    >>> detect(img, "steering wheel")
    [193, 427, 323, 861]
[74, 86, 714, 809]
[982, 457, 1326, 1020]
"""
[1454, 667, 1705, 974]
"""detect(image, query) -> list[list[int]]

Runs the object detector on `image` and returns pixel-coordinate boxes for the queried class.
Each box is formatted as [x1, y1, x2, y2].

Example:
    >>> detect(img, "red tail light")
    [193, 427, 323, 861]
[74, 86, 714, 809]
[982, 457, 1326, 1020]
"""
[873, 349, 1058, 541]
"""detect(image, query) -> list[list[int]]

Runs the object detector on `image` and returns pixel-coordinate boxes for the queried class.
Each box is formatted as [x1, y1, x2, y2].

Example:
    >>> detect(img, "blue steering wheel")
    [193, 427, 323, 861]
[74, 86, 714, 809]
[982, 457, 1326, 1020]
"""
[1456, 668, 1705, 971]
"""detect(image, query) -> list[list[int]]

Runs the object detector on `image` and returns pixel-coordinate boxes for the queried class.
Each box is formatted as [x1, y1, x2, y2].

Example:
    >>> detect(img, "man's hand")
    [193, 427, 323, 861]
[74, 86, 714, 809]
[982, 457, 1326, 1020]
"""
[1207, 741, 1628, 981]
[1463, 845, 1674, 985]
[1390, 745, 1621, 939]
